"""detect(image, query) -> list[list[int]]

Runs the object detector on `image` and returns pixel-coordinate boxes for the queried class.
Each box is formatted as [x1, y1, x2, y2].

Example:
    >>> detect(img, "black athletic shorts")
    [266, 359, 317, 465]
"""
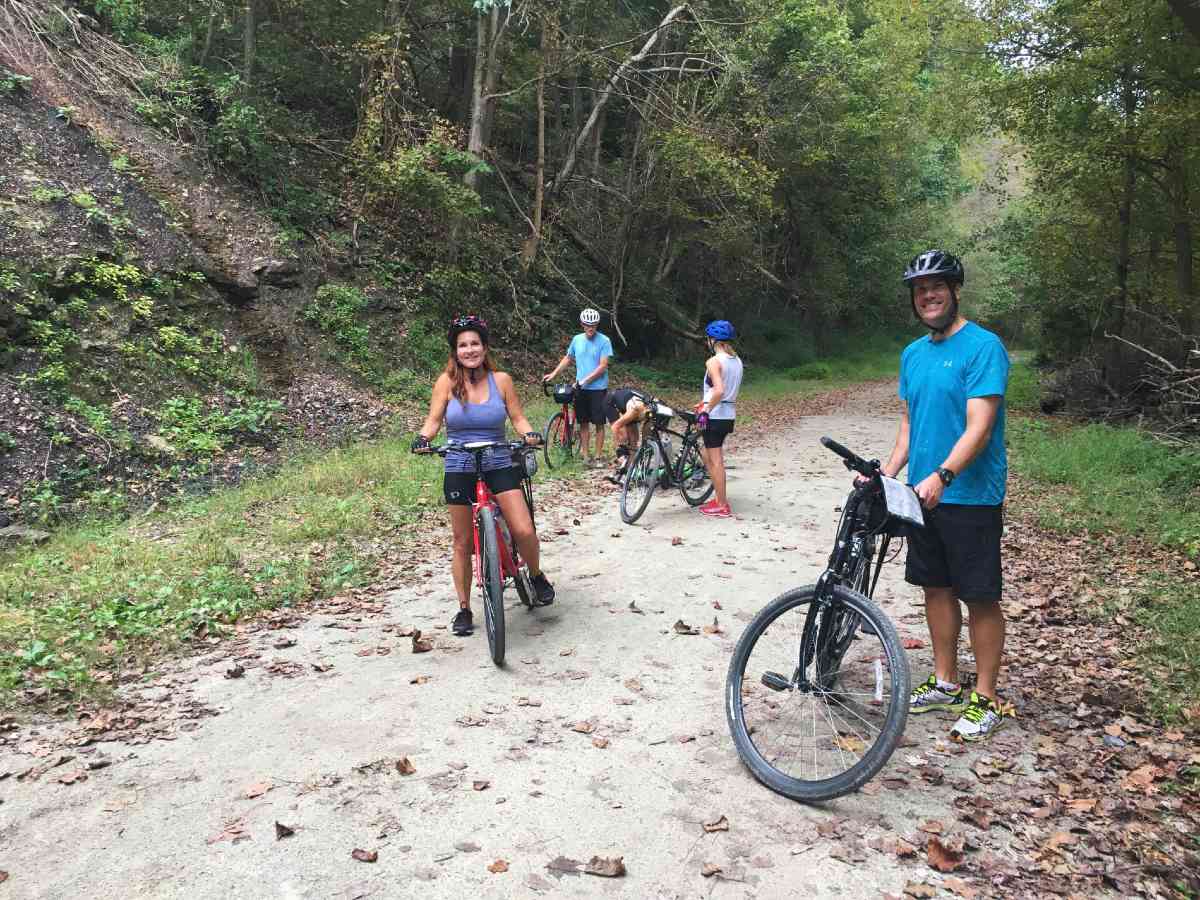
[703, 418, 735, 448]
[574, 388, 608, 426]
[904, 503, 1003, 603]
[443, 467, 522, 506]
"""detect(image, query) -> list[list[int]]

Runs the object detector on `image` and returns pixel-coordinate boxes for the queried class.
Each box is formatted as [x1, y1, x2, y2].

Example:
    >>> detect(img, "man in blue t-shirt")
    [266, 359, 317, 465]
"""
[542, 308, 613, 466]
[878, 249, 1011, 744]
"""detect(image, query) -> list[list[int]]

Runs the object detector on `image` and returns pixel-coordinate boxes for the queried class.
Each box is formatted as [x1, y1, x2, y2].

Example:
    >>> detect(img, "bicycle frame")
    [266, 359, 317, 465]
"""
[793, 480, 891, 693]
[446, 444, 533, 588]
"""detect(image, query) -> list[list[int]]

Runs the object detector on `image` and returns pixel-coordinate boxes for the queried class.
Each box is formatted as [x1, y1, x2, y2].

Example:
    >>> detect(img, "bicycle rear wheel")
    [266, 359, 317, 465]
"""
[476, 507, 506, 665]
[725, 584, 909, 802]
[675, 436, 714, 506]
[620, 443, 657, 524]
[544, 412, 579, 469]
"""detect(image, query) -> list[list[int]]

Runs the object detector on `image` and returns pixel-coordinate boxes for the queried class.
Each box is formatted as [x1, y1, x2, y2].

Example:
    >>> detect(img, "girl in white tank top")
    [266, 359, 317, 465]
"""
[697, 323, 743, 517]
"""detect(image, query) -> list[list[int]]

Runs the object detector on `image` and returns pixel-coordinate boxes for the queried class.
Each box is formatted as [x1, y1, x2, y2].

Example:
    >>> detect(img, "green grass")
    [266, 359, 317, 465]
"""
[1007, 361, 1200, 723]
[0, 423, 578, 705]
[1009, 418, 1200, 555]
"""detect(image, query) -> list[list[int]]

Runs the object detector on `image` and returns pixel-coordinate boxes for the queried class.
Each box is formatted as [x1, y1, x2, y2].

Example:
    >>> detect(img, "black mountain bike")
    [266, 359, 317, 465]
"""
[619, 400, 713, 524]
[725, 437, 917, 802]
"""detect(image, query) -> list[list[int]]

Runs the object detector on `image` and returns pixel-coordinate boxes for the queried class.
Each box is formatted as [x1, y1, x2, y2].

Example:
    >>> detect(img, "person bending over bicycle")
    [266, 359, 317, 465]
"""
[696, 320, 743, 518]
[604, 386, 653, 483]
[413, 315, 555, 636]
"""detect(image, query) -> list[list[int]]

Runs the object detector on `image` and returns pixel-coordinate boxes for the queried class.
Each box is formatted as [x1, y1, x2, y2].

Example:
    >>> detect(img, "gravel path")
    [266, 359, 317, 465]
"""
[0, 387, 1045, 899]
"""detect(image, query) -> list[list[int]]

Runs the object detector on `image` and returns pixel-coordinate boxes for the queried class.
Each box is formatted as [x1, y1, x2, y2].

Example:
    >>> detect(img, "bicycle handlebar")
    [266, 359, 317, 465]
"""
[422, 439, 539, 458]
[820, 436, 880, 478]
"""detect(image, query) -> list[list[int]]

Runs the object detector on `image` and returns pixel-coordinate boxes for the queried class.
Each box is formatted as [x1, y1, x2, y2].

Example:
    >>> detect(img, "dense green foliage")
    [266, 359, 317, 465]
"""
[54, 0, 1003, 356]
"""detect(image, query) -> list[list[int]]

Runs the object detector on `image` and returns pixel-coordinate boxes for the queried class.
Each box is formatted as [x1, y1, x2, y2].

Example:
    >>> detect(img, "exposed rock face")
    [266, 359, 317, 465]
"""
[252, 257, 302, 287]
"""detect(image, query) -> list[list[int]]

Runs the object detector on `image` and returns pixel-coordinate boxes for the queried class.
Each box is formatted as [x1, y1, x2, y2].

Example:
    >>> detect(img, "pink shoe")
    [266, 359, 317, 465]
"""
[700, 503, 732, 518]
[699, 498, 721, 512]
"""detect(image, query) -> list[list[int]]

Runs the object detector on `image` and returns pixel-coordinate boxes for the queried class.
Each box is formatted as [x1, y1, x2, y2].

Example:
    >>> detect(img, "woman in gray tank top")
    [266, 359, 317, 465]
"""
[695, 320, 743, 518]
[413, 316, 555, 636]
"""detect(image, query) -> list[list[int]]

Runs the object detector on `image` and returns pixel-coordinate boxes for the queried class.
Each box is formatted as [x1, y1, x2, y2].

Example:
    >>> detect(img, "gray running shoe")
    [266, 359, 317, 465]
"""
[950, 691, 1006, 743]
[909, 674, 967, 715]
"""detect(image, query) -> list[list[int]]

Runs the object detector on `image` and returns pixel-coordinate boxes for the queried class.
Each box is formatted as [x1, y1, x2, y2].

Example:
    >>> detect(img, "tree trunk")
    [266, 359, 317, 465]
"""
[550, 5, 690, 194]
[199, 0, 219, 67]
[1167, 0, 1200, 42]
[242, 0, 256, 86]
[520, 48, 547, 270]
[1172, 160, 1195, 338]
[464, 11, 488, 189]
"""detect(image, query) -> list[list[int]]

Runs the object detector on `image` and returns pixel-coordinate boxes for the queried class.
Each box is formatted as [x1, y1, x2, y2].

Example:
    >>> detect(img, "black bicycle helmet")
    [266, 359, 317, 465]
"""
[447, 314, 489, 349]
[902, 250, 964, 286]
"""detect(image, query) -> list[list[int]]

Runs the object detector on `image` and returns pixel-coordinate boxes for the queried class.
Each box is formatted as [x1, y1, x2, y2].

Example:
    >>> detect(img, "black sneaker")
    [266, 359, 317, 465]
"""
[530, 572, 555, 606]
[451, 608, 474, 636]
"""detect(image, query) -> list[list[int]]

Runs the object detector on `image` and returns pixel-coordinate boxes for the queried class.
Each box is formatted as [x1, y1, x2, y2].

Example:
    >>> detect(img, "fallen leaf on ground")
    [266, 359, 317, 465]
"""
[410, 675, 429, 684]
[473, 780, 491, 791]
[207, 818, 250, 844]
[488, 859, 509, 874]
[702, 618, 724, 635]
[243, 781, 272, 799]
[274, 822, 295, 840]
[927, 835, 965, 872]
[584, 856, 626, 877]
[703, 815, 730, 833]
[412, 630, 435, 653]
[396, 757, 416, 775]
[559, 647, 574, 656]
[312, 661, 334, 672]
[628, 601, 645, 615]
[672, 536, 684, 546]
[903, 882, 937, 898]
[833, 734, 866, 753]
[901, 638, 926, 649]
[355, 648, 375, 657]
[572, 721, 595, 734]
[918, 820, 944, 835]
[455, 840, 481, 852]
[623, 678, 643, 692]
[942, 876, 978, 899]
[56, 768, 87, 785]
[456, 715, 486, 727]
[272, 637, 296, 649]
[224, 664, 245, 679]
[592, 737, 610, 749]
[0, 872, 7, 884]
[1122, 763, 1162, 793]
[701, 863, 722, 877]
[351, 848, 378, 863]
[546, 856, 582, 874]
[673, 619, 700, 635]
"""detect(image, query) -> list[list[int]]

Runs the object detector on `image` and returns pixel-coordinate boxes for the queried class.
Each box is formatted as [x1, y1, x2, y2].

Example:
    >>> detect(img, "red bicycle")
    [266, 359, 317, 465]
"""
[426, 440, 540, 665]
[542, 382, 583, 469]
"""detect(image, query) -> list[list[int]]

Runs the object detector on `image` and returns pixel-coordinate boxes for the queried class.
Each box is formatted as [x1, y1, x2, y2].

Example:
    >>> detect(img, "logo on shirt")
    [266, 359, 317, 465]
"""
[943, 360, 954, 368]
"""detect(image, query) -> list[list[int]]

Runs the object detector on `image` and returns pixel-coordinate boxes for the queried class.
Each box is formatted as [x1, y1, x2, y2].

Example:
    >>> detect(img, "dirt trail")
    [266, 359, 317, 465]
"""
[0, 385, 1065, 899]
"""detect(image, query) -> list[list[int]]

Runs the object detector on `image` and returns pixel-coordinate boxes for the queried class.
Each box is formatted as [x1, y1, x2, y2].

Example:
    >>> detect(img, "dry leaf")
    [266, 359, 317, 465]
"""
[942, 877, 978, 899]
[673, 619, 700, 635]
[702, 618, 724, 635]
[472, 779, 491, 791]
[927, 835, 965, 872]
[584, 856, 626, 877]
[903, 882, 937, 898]
[623, 678, 643, 692]
[918, 820, 944, 835]
[546, 856, 582, 874]
[628, 601, 645, 615]
[207, 818, 249, 844]
[351, 848, 378, 863]
[274, 822, 295, 840]
[243, 781, 272, 799]
[702, 815, 730, 833]
[671, 536, 684, 546]
[488, 859, 509, 874]
[412, 630, 434, 653]
[701, 863, 722, 877]
[410, 675, 430, 684]
[56, 768, 87, 785]
[901, 638, 926, 649]
[224, 664, 245, 679]
[572, 721, 595, 734]
[833, 734, 866, 753]
[272, 637, 296, 649]
[396, 757, 416, 776]
[592, 737, 610, 749]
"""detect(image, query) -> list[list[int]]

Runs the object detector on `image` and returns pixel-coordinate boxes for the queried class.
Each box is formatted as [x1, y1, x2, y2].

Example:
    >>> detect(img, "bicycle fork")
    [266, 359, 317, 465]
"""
[760, 574, 838, 695]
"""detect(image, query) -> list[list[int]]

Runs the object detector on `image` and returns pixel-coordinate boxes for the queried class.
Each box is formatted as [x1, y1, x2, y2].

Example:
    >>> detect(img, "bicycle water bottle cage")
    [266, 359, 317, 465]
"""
[553, 385, 575, 404]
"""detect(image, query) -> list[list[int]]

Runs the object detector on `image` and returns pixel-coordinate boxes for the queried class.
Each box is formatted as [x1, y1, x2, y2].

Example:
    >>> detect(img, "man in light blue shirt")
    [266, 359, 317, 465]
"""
[878, 250, 1011, 745]
[542, 308, 613, 466]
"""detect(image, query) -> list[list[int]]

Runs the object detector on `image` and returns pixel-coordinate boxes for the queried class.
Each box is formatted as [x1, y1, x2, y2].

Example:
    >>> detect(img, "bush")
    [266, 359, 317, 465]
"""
[784, 361, 833, 381]
[304, 284, 371, 362]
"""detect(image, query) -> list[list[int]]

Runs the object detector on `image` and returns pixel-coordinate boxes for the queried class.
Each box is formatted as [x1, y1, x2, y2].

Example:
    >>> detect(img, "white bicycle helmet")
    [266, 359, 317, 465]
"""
[579, 308, 601, 326]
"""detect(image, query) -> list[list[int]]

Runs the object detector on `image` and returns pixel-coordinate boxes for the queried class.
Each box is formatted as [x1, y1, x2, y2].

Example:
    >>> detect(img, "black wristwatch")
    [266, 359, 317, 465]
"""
[937, 466, 956, 486]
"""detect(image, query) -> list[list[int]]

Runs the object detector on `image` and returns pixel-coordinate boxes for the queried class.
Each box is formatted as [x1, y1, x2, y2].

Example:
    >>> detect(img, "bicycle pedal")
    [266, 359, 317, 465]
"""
[761, 671, 792, 692]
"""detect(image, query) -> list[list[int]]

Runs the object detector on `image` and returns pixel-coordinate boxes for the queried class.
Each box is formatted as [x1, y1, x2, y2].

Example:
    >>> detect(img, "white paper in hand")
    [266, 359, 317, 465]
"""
[880, 476, 924, 527]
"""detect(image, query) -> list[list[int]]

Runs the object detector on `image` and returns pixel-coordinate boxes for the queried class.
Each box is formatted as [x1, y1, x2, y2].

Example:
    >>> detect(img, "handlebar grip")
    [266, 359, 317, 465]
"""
[820, 436, 855, 461]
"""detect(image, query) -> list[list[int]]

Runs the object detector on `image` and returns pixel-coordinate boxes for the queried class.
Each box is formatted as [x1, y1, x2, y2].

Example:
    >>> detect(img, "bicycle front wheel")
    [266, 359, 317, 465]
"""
[725, 584, 909, 802]
[675, 436, 714, 506]
[620, 443, 657, 524]
[476, 507, 506, 665]
[544, 412, 578, 469]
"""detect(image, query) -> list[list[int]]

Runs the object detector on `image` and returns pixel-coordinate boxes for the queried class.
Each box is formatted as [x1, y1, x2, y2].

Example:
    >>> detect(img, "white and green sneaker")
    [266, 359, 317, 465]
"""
[949, 691, 1006, 743]
[909, 674, 967, 715]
